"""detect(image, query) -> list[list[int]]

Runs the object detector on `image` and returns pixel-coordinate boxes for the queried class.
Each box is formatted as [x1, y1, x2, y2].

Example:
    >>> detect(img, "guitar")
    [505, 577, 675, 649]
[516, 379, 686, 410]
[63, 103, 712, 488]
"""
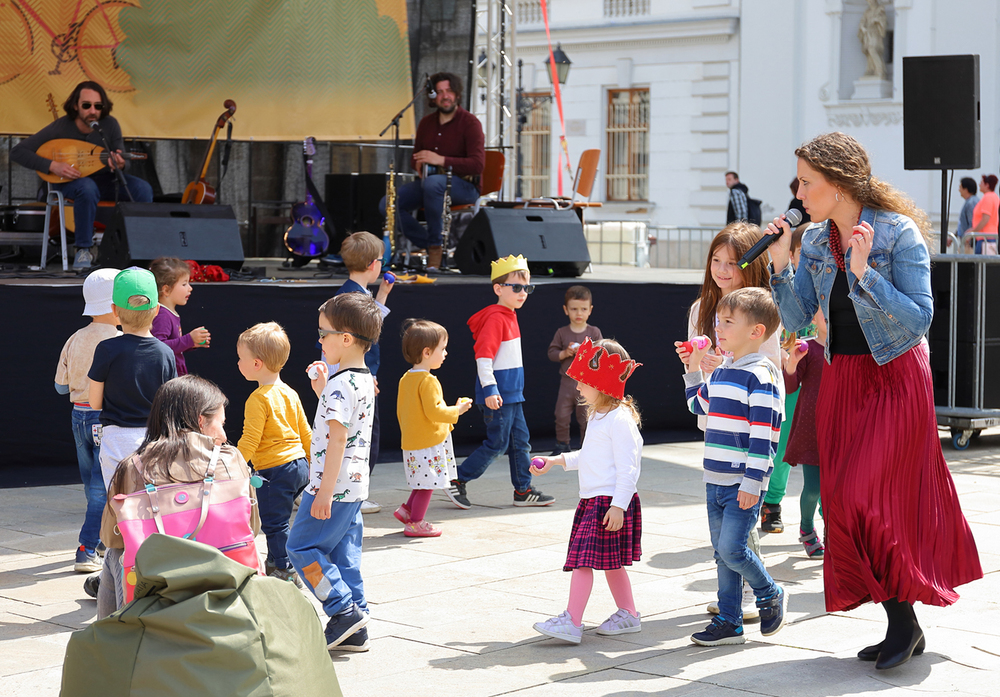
[36, 140, 147, 184]
[181, 99, 237, 204]
[284, 137, 329, 257]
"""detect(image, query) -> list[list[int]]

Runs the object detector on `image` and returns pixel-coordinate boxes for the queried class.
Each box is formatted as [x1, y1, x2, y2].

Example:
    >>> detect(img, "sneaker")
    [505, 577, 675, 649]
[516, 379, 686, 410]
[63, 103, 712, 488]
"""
[404, 520, 442, 537]
[73, 248, 94, 270]
[393, 503, 412, 524]
[96, 542, 106, 557]
[757, 585, 787, 637]
[799, 529, 825, 558]
[596, 608, 641, 636]
[361, 500, 381, 514]
[533, 611, 583, 644]
[691, 616, 746, 646]
[513, 486, 555, 507]
[267, 565, 304, 589]
[83, 573, 100, 599]
[446, 480, 471, 509]
[332, 625, 370, 653]
[707, 582, 759, 621]
[550, 441, 571, 456]
[325, 604, 369, 649]
[74, 545, 101, 573]
[760, 503, 784, 533]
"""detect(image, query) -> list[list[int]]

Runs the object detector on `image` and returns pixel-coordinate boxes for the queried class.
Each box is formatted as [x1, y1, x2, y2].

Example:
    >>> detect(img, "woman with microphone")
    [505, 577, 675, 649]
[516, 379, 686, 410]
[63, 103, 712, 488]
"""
[765, 132, 981, 670]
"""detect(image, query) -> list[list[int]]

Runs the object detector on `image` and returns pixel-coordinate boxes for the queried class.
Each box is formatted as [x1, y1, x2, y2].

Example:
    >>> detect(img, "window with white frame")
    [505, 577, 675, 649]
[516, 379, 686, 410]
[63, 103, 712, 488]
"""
[519, 93, 551, 198]
[606, 88, 649, 201]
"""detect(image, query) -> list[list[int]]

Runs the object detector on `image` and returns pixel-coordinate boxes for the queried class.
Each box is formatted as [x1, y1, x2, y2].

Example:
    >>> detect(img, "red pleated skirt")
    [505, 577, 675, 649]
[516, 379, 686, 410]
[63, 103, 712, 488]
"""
[816, 342, 982, 612]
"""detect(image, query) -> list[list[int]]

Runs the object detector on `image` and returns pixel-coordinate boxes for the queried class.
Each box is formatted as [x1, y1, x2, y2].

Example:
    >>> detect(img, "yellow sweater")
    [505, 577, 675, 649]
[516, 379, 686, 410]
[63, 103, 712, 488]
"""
[237, 381, 311, 470]
[397, 370, 461, 451]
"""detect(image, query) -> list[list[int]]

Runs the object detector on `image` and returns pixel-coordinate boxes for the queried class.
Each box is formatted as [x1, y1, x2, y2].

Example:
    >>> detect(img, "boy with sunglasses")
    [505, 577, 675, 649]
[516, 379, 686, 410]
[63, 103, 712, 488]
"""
[446, 255, 555, 509]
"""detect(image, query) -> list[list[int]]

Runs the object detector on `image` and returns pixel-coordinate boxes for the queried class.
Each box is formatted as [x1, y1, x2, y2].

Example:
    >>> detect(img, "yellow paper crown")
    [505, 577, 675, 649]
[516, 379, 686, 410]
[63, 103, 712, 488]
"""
[490, 254, 529, 281]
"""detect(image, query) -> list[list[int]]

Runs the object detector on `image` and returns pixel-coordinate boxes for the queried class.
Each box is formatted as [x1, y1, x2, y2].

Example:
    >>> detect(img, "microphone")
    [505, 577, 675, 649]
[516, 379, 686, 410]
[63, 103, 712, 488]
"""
[88, 120, 102, 132]
[737, 208, 803, 269]
[426, 75, 437, 99]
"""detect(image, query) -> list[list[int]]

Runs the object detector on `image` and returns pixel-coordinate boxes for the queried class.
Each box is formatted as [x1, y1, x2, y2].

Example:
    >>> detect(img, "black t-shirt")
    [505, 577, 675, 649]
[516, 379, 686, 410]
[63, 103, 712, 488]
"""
[828, 271, 870, 355]
[88, 334, 177, 427]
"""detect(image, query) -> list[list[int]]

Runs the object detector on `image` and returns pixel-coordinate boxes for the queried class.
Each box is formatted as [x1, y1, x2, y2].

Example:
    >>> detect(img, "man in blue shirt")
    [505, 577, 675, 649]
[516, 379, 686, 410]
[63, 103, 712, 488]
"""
[958, 177, 981, 252]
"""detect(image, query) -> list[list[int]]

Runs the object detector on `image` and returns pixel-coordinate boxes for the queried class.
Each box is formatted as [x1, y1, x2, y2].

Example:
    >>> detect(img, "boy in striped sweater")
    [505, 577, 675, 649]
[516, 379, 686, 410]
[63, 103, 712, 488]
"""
[446, 255, 555, 509]
[680, 287, 788, 646]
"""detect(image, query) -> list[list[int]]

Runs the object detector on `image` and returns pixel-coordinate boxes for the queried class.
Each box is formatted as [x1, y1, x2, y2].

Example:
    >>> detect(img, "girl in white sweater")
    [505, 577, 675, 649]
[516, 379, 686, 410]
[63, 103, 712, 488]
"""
[531, 338, 643, 644]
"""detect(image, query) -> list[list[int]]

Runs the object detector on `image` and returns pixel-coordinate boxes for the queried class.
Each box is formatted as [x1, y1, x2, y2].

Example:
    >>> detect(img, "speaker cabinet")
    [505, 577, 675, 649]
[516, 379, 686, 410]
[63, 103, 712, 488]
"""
[455, 208, 590, 277]
[99, 203, 244, 269]
[903, 55, 980, 170]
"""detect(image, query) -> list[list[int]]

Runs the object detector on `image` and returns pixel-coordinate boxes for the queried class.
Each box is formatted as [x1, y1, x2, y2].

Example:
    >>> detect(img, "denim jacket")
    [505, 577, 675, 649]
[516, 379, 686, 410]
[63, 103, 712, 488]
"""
[769, 206, 933, 366]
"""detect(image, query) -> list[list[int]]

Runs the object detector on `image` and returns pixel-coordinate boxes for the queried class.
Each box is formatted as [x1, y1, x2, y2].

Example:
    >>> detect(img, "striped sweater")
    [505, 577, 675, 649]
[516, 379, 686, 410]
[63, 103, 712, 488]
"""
[683, 352, 783, 496]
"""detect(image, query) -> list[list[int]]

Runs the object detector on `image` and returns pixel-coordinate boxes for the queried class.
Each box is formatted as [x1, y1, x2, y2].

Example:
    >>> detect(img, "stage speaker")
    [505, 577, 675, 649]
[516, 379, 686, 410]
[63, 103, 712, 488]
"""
[99, 203, 244, 269]
[455, 208, 590, 277]
[903, 55, 980, 170]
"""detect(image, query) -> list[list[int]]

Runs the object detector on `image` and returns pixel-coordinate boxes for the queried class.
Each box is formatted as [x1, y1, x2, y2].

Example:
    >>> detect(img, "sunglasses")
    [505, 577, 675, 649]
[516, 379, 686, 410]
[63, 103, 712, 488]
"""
[318, 328, 372, 343]
[80, 102, 104, 111]
[497, 283, 534, 294]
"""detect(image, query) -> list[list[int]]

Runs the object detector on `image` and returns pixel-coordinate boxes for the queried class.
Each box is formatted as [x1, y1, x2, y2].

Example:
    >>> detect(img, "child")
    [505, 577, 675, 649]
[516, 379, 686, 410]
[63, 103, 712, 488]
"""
[335, 232, 394, 514]
[98, 375, 260, 618]
[55, 268, 120, 573]
[395, 319, 473, 536]
[88, 267, 177, 489]
[679, 287, 787, 645]
[781, 306, 826, 558]
[547, 285, 603, 455]
[236, 322, 312, 585]
[288, 292, 383, 653]
[531, 339, 643, 644]
[447, 254, 554, 509]
[149, 257, 210, 376]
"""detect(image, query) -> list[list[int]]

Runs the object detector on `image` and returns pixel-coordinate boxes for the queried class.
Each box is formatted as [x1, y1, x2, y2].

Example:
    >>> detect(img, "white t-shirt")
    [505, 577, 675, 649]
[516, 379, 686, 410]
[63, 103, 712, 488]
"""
[308, 367, 376, 502]
[562, 406, 642, 510]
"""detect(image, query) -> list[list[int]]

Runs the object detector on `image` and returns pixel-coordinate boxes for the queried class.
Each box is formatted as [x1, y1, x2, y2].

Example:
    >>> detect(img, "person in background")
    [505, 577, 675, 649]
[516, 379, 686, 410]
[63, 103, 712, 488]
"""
[969, 174, 999, 254]
[956, 177, 980, 252]
[149, 257, 210, 375]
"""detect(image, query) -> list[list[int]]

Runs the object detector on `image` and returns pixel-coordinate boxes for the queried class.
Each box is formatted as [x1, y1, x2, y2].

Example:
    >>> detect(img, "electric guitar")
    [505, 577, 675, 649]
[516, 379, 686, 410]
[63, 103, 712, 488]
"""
[284, 137, 329, 257]
[181, 99, 237, 204]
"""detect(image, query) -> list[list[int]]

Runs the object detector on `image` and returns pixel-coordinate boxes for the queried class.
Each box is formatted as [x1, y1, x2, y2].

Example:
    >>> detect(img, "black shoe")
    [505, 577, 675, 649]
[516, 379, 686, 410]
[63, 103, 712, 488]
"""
[83, 573, 100, 599]
[446, 480, 471, 509]
[760, 503, 784, 533]
[331, 625, 370, 652]
[757, 585, 787, 637]
[325, 604, 369, 649]
[691, 617, 746, 646]
[858, 634, 926, 662]
[875, 627, 925, 670]
[550, 441, 571, 456]
[513, 486, 555, 507]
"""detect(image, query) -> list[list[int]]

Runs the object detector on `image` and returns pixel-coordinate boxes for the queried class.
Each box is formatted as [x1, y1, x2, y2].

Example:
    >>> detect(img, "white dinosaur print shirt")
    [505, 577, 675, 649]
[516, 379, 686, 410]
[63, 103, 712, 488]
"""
[308, 367, 375, 502]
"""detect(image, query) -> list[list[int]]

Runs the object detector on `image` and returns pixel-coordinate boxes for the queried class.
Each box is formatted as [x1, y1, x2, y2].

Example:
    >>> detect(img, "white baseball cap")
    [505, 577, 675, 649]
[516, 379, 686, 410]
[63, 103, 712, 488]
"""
[82, 268, 121, 316]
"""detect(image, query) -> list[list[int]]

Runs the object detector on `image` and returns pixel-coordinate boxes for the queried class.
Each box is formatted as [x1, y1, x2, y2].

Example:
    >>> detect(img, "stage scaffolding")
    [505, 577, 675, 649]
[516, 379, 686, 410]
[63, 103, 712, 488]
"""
[473, 0, 518, 200]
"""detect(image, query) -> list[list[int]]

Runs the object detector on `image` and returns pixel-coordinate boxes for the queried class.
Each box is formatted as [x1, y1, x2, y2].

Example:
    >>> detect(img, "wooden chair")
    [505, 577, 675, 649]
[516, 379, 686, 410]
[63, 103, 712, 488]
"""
[452, 149, 505, 216]
[523, 149, 602, 210]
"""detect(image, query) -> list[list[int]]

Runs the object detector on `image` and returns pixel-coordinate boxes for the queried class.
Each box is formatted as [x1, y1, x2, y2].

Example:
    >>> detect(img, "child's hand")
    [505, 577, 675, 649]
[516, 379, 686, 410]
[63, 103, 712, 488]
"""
[530, 456, 550, 474]
[307, 361, 328, 397]
[783, 340, 807, 374]
[374, 376, 380, 396]
[603, 506, 624, 531]
[456, 397, 472, 414]
[375, 276, 394, 304]
[190, 326, 211, 347]
[700, 349, 724, 374]
[485, 394, 503, 410]
[674, 341, 692, 366]
[737, 490, 759, 510]
[311, 493, 333, 520]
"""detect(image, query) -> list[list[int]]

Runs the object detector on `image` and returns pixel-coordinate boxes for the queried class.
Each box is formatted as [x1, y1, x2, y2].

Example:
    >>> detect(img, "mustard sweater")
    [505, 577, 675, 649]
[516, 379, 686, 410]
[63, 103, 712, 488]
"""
[237, 381, 312, 470]
[397, 370, 461, 451]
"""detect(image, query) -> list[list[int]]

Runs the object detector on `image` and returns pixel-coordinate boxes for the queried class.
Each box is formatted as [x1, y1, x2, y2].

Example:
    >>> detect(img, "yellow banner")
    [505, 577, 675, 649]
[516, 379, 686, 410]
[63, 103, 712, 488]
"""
[0, 0, 414, 140]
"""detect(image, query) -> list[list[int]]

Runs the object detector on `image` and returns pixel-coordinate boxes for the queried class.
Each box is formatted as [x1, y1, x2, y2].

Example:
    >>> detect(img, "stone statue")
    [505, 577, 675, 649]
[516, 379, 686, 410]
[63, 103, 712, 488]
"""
[858, 0, 888, 79]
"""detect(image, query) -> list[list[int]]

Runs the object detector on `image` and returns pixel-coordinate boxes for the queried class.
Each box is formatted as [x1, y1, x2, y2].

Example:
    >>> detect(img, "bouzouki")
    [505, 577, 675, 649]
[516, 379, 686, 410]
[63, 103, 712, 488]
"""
[284, 137, 329, 257]
[181, 99, 237, 205]
[36, 140, 147, 184]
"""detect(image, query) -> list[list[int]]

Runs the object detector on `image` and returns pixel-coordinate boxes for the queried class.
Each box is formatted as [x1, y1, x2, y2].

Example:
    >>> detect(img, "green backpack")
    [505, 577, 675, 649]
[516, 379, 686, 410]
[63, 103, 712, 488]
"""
[60, 534, 342, 697]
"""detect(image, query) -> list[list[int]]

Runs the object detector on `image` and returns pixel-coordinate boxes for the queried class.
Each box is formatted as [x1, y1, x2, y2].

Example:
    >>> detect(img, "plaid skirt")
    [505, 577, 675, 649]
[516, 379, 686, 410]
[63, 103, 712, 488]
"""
[563, 494, 642, 571]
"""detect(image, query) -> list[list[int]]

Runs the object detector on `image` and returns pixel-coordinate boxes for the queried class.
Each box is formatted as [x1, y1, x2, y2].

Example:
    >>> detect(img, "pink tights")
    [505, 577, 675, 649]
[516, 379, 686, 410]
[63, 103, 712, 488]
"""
[566, 567, 636, 626]
[404, 489, 432, 522]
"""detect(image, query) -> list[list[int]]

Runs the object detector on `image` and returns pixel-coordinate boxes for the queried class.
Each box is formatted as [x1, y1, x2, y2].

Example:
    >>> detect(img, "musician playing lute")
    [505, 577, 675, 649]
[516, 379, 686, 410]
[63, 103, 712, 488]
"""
[11, 81, 153, 270]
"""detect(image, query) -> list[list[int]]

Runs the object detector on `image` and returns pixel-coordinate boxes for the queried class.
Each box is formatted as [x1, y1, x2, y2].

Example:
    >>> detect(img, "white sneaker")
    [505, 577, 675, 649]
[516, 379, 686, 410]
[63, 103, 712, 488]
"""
[360, 500, 381, 514]
[706, 582, 759, 621]
[533, 611, 583, 644]
[596, 608, 641, 635]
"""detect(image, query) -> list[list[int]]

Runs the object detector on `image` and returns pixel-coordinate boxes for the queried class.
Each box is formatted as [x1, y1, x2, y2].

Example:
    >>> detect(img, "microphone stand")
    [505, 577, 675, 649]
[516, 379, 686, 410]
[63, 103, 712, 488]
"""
[89, 121, 134, 204]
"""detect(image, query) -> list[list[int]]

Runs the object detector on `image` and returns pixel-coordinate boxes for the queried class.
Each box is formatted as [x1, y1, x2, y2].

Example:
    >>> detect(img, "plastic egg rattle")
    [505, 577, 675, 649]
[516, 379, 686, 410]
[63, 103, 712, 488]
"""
[531, 457, 545, 470]
[307, 363, 323, 380]
[680, 335, 711, 353]
[796, 339, 809, 353]
[384, 272, 395, 284]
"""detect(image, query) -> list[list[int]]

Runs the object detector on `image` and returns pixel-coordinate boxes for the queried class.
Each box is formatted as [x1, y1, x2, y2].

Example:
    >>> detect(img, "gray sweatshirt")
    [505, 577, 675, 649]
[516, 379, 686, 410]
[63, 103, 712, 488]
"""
[10, 115, 127, 175]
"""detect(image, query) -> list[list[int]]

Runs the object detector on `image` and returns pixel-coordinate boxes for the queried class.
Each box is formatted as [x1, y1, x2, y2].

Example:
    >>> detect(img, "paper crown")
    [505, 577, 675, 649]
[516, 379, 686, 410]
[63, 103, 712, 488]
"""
[490, 254, 529, 281]
[566, 338, 641, 401]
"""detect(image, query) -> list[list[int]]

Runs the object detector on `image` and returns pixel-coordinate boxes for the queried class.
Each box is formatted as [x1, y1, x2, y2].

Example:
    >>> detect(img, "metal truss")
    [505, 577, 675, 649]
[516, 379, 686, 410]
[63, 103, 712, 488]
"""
[473, 0, 517, 198]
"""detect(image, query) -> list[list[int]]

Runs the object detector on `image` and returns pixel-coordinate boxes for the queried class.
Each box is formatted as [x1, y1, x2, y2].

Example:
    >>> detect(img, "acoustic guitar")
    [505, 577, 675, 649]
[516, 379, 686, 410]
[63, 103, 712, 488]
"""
[181, 99, 237, 205]
[284, 137, 329, 257]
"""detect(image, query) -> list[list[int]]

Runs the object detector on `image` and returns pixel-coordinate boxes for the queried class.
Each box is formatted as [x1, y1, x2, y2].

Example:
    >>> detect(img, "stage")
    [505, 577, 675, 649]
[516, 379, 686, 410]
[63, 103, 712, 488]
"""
[0, 262, 704, 486]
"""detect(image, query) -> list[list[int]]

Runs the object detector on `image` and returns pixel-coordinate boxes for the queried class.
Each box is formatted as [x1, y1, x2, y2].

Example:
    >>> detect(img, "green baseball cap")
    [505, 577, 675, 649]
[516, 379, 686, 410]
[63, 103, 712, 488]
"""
[112, 267, 159, 311]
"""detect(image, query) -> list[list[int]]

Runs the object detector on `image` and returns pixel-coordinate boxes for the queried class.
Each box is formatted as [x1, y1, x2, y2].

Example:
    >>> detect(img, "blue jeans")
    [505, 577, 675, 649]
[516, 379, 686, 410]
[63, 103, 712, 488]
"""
[53, 171, 153, 248]
[71, 409, 106, 550]
[706, 483, 778, 625]
[456, 403, 532, 491]
[255, 458, 309, 570]
[287, 494, 366, 617]
[379, 174, 480, 248]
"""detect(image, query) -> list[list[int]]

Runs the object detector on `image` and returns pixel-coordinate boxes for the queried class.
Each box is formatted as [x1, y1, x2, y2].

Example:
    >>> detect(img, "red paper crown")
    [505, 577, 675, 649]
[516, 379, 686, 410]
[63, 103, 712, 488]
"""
[566, 338, 641, 401]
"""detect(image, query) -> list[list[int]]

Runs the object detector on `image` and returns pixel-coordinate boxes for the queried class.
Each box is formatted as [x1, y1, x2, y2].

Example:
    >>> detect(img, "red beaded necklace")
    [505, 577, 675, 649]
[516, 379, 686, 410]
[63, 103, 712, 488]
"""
[828, 209, 863, 271]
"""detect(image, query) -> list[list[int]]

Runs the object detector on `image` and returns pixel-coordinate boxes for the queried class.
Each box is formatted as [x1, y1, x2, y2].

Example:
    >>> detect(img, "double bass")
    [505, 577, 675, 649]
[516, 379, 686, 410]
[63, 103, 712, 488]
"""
[181, 100, 236, 204]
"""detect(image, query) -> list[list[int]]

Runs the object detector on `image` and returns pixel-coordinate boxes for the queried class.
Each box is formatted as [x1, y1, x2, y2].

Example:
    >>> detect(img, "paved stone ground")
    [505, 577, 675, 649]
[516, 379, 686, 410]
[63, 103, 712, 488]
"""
[2, 433, 998, 697]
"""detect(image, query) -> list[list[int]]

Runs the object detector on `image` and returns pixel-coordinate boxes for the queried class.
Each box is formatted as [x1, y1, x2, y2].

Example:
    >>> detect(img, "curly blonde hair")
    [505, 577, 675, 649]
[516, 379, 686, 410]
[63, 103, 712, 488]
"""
[795, 132, 930, 236]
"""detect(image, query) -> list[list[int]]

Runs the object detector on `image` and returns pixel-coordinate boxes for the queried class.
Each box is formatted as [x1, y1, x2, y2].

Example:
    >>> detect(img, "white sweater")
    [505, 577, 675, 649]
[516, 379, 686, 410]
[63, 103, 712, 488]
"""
[562, 406, 642, 510]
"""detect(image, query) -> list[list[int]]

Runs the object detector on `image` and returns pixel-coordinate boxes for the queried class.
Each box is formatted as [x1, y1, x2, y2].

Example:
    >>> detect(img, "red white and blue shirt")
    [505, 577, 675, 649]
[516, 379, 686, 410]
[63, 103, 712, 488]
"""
[467, 304, 524, 403]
